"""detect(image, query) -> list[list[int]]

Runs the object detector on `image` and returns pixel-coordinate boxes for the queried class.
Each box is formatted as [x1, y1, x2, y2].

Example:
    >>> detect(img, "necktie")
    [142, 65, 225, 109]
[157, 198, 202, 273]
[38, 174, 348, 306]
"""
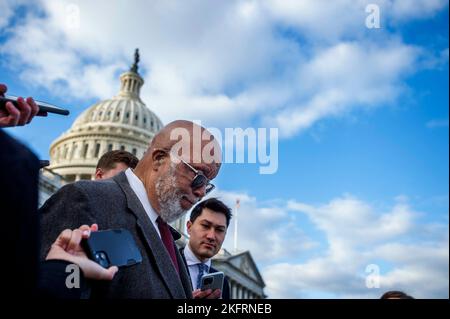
[196, 263, 208, 290]
[156, 216, 179, 274]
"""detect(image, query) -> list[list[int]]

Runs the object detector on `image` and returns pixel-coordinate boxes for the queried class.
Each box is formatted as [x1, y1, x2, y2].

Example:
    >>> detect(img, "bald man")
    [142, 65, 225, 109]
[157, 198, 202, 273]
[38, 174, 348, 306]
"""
[39, 120, 222, 299]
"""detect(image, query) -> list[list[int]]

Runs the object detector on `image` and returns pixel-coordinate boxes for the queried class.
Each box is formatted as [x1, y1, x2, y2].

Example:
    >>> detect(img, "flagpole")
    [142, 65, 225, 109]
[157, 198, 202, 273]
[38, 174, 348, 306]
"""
[234, 199, 239, 252]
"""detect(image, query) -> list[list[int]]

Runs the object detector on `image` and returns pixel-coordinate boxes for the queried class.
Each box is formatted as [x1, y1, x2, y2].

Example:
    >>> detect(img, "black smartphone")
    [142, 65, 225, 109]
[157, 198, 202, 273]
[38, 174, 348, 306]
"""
[82, 229, 142, 268]
[0, 95, 70, 116]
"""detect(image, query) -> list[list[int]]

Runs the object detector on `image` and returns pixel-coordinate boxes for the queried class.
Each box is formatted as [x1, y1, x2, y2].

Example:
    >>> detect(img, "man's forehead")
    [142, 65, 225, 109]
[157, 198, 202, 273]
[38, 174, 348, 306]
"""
[170, 139, 222, 165]
[190, 162, 220, 180]
[198, 210, 227, 226]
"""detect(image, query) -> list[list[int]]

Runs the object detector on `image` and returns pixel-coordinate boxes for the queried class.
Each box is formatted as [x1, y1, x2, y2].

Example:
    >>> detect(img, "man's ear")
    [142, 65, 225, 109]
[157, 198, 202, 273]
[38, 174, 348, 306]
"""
[94, 168, 103, 180]
[151, 149, 167, 170]
[186, 220, 193, 235]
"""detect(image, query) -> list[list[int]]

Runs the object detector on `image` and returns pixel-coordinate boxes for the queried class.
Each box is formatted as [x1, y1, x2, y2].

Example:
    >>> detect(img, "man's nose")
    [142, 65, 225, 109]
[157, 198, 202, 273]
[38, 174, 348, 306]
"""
[206, 228, 215, 240]
[192, 184, 207, 198]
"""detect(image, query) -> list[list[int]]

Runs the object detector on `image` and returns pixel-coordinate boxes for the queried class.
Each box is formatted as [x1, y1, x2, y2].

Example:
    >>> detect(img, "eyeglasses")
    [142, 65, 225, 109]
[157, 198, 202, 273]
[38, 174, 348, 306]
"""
[169, 152, 215, 195]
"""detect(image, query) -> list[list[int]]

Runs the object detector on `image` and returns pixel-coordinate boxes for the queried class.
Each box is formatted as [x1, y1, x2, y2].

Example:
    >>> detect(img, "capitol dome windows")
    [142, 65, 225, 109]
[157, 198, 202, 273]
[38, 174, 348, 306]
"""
[71, 144, 78, 159]
[82, 144, 89, 158]
[94, 143, 101, 157]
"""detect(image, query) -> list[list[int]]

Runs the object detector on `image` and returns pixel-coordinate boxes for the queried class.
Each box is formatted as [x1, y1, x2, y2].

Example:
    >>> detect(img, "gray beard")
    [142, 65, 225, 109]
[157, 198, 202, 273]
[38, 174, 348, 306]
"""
[155, 164, 188, 223]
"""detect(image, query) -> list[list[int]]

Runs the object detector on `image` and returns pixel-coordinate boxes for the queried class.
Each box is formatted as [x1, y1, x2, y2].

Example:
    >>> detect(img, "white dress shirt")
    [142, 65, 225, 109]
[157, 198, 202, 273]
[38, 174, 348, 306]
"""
[184, 243, 211, 290]
[125, 168, 161, 238]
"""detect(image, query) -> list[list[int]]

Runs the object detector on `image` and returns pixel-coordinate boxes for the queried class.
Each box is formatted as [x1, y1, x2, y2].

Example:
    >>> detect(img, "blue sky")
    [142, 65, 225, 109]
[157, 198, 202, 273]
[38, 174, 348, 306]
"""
[1, 0, 448, 298]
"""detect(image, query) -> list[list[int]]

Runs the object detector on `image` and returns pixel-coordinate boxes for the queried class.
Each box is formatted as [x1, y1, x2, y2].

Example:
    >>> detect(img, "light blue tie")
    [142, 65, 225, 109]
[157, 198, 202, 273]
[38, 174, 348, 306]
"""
[196, 263, 208, 289]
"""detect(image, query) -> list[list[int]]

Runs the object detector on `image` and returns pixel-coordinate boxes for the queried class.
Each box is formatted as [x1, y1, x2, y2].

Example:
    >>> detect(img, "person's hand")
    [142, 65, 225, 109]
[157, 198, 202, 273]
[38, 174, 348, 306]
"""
[46, 224, 118, 280]
[0, 83, 40, 127]
[192, 288, 222, 299]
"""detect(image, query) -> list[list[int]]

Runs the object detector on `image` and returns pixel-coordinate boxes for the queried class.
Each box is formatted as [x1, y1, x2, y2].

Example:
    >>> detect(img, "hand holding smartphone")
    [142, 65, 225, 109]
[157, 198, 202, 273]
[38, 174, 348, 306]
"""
[82, 229, 142, 268]
[200, 271, 224, 297]
[0, 95, 70, 116]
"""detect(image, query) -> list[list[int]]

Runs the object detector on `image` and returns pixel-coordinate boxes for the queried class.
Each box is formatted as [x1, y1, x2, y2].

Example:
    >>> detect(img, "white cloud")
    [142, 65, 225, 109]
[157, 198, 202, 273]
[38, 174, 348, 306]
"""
[264, 260, 369, 298]
[263, 0, 449, 40]
[0, 0, 14, 30]
[378, 263, 449, 299]
[269, 41, 420, 137]
[0, 11, 126, 100]
[288, 195, 417, 249]
[196, 189, 449, 298]
[207, 190, 318, 262]
[263, 0, 368, 41]
[274, 196, 449, 298]
[387, 0, 449, 21]
[1, 0, 446, 137]
[373, 242, 449, 269]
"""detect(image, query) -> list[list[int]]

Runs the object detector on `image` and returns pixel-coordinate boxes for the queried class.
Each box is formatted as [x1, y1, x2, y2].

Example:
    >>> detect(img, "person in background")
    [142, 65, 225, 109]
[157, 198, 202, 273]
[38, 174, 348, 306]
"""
[180, 198, 232, 299]
[1, 83, 117, 298]
[380, 291, 414, 299]
[95, 150, 139, 180]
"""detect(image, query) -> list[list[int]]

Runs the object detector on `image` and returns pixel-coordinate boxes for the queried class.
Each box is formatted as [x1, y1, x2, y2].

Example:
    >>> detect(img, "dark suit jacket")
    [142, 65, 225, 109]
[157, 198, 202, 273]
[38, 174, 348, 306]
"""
[179, 247, 231, 299]
[39, 171, 193, 299]
[1, 129, 84, 299]
[1, 129, 40, 297]
[38, 260, 87, 298]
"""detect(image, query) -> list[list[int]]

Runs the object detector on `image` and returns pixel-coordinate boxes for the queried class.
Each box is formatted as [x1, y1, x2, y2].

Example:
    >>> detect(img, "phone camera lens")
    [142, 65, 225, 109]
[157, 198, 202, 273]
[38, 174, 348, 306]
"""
[95, 251, 109, 268]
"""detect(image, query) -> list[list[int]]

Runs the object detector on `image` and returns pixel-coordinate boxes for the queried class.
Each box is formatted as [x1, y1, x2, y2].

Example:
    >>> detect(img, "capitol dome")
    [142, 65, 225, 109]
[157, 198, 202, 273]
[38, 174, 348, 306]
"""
[48, 49, 163, 182]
